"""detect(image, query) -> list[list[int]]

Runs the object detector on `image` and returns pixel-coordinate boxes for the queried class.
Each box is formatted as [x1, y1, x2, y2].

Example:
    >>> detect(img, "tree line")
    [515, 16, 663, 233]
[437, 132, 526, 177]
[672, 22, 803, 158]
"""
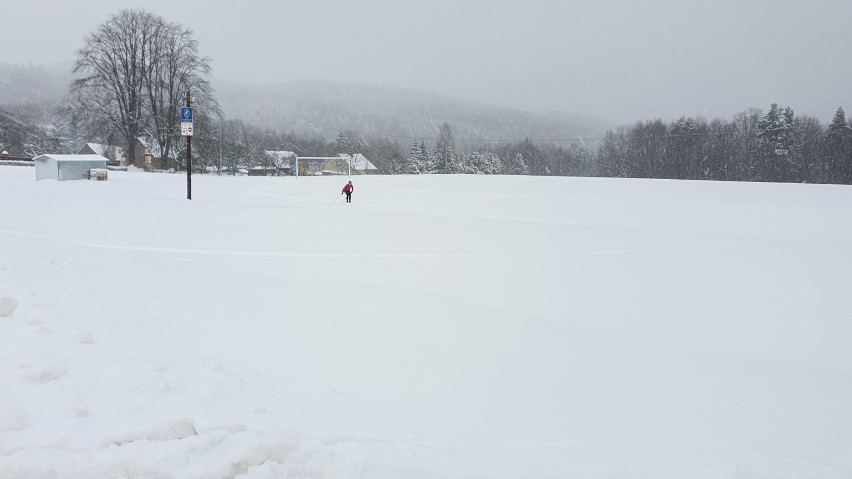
[390, 105, 852, 184]
[595, 105, 852, 184]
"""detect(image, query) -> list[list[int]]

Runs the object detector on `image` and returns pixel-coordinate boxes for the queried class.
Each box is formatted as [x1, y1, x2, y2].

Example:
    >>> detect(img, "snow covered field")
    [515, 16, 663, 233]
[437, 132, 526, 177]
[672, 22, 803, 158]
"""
[1, 165, 851, 478]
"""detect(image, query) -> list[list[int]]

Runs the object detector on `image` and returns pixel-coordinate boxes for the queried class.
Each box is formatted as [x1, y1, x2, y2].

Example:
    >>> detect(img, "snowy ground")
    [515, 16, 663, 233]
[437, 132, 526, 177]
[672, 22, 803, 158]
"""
[1, 165, 851, 478]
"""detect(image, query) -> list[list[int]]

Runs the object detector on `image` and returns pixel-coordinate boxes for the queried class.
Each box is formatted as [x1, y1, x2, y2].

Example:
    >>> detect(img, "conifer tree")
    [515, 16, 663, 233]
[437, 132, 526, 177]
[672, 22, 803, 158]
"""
[825, 107, 852, 183]
[404, 140, 423, 174]
[418, 141, 431, 173]
[463, 151, 503, 174]
[511, 152, 529, 175]
[431, 123, 460, 174]
[758, 103, 795, 181]
[668, 117, 701, 179]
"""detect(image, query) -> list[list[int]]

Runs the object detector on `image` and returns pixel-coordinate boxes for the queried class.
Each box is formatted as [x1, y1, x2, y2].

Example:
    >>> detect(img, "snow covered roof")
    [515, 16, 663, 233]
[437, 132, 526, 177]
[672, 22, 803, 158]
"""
[136, 138, 178, 159]
[266, 150, 296, 168]
[34, 154, 109, 162]
[136, 137, 161, 158]
[87, 143, 107, 154]
[77, 143, 125, 160]
[339, 153, 377, 171]
[266, 150, 296, 158]
[84, 143, 105, 156]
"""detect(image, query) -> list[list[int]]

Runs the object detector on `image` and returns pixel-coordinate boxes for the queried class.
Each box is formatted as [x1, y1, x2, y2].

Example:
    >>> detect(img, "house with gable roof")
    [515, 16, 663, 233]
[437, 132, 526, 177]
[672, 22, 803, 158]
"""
[321, 154, 377, 175]
[132, 138, 181, 170]
[77, 143, 125, 166]
[266, 150, 296, 175]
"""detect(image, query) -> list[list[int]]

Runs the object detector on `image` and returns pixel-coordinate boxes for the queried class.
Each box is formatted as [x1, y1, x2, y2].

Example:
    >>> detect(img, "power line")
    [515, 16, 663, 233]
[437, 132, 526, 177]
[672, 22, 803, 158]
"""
[331, 128, 778, 145]
[238, 116, 794, 146]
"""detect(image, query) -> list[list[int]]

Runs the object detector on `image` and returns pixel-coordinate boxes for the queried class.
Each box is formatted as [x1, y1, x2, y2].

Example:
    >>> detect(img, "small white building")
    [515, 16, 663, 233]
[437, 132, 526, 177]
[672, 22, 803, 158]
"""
[34, 154, 108, 181]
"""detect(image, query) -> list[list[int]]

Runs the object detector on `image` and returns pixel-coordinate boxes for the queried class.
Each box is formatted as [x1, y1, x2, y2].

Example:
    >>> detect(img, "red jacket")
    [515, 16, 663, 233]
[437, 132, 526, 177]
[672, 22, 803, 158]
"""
[342, 183, 353, 193]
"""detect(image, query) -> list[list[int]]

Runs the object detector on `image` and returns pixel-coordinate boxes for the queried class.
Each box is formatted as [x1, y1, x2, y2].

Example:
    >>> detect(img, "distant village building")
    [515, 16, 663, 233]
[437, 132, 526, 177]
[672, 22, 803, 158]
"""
[77, 143, 125, 166]
[133, 138, 161, 169]
[322, 154, 378, 175]
[199, 150, 375, 177]
[266, 150, 296, 175]
[0, 150, 33, 164]
[248, 166, 268, 176]
[291, 154, 377, 176]
[130, 138, 180, 170]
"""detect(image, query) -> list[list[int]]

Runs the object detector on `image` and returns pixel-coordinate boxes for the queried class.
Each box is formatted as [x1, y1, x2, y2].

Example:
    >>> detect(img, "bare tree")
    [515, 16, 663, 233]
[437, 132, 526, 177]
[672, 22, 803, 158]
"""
[70, 9, 216, 168]
[70, 9, 160, 164]
[145, 20, 217, 170]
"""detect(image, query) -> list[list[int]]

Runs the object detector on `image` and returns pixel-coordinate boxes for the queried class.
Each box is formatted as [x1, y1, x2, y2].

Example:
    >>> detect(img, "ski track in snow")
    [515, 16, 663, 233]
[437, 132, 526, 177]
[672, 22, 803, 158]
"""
[0, 228, 488, 259]
[248, 183, 852, 247]
[0, 226, 734, 259]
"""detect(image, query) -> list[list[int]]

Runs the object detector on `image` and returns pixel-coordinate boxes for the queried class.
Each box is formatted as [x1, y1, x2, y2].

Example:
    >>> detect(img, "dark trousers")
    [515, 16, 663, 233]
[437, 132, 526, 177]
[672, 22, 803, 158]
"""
[345, 192, 352, 203]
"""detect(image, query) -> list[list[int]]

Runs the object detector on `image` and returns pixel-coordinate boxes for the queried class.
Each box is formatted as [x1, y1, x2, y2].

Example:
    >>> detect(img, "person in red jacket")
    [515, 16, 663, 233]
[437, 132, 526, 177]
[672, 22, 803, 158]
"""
[342, 180, 354, 203]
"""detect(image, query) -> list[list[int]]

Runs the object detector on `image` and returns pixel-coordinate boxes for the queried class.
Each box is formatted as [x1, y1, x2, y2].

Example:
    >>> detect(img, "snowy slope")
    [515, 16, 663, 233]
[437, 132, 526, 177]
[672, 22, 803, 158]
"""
[214, 78, 609, 143]
[1, 166, 851, 478]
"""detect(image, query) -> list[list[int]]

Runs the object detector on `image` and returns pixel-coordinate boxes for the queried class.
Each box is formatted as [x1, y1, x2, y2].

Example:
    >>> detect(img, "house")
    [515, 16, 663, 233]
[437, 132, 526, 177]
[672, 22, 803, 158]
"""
[266, 150, 296, 175]
[34, 154, 108, 181]
[132, 138, 180, 170]
[218, 166, 249, 176]
[0, 150, 33, 164]
[320, 154, 378, 175]
[133, 138, 162, 169]
[248, 166, 268, 176]
[77, 143, 125, 166]
[295, 157, 330, 176]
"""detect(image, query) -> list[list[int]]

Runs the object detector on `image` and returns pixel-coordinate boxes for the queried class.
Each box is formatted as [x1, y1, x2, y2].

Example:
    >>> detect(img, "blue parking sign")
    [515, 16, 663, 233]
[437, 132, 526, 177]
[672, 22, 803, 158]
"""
[180, 107, 193, 122]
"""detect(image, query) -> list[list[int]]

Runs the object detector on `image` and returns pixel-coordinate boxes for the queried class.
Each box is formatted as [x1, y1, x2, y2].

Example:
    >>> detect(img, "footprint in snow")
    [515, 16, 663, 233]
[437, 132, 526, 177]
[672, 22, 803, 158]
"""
[0, 408, 30, 431]
[73, 330, 95, 344]
[26, 366, 69, 383]
[0, 297, 19, 317]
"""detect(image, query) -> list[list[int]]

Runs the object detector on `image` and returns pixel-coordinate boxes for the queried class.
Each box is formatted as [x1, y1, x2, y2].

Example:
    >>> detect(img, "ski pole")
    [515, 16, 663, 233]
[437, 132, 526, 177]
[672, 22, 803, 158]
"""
[333, 193, 343, 203]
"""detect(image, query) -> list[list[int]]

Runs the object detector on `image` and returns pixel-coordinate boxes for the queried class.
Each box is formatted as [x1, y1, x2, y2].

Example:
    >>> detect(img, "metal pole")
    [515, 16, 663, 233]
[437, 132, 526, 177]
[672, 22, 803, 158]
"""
[186, 90, 192, 200]
[218, 114, 223, 175]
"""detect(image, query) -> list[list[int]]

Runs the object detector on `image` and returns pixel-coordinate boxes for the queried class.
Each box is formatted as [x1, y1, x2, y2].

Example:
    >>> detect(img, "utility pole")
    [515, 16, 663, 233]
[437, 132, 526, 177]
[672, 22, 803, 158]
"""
[185, 90, 192, 200]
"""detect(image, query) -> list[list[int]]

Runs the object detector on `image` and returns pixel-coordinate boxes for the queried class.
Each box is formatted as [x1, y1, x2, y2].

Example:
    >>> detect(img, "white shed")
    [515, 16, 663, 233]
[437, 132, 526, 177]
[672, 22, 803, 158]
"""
[34, 154, 109, 181]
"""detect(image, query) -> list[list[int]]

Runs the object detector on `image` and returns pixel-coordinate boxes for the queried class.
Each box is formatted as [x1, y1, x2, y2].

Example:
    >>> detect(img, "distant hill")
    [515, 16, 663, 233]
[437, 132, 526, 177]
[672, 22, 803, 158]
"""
[0, 63, 72, 106]
[0, 104, 39, 153]
[0, 63, 610, 147]
[214, 79, 609, 146]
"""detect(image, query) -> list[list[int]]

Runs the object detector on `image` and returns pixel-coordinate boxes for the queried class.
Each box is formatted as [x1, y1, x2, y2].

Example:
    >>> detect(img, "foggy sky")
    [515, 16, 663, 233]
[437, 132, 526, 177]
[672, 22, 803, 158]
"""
[3, 0, 850, 124]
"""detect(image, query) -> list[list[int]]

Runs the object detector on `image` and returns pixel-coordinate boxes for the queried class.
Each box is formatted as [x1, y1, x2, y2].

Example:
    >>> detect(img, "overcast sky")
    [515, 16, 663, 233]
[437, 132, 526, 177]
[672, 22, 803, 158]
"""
[3, 0, 850, 124]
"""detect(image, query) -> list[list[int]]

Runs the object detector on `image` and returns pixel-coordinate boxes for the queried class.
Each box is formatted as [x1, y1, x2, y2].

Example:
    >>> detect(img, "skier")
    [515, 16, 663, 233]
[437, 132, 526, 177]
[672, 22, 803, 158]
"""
[342, 180, 354, 203]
